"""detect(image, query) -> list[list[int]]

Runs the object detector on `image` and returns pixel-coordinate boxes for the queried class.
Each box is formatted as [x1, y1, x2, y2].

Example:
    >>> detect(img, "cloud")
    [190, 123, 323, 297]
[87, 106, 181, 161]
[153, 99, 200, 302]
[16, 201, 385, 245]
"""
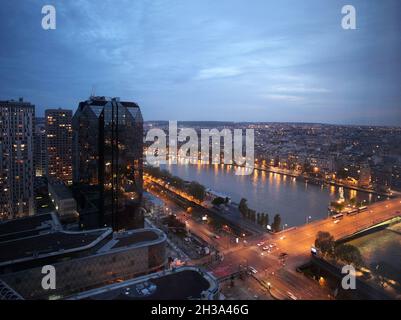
[195, 67, 243, 80]
[263, 94, 306, 103]
[270, 85, 330, 94]
[0, 0, 400, 125]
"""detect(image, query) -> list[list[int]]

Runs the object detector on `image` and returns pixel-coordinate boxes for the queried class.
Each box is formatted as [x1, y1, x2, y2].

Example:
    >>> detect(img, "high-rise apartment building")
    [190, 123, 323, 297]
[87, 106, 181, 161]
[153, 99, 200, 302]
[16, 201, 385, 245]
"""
[72, 96, 143, 230]
[45, 109, 73, 184]
[0, 98, 35, 219]
[358, 164, 372, 188]
[34, 119, 47, 177]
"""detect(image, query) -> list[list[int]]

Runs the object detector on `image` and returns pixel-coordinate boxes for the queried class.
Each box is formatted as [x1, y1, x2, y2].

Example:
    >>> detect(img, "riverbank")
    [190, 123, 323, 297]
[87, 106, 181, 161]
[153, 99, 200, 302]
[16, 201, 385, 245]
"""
[245, 164, 390, 197]
[164, 157, 391, 197]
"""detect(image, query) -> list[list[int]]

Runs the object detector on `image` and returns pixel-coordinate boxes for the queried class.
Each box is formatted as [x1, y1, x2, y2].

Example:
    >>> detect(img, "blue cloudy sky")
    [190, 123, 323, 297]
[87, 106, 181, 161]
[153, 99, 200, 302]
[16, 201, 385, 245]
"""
[0, 0, 400, 125]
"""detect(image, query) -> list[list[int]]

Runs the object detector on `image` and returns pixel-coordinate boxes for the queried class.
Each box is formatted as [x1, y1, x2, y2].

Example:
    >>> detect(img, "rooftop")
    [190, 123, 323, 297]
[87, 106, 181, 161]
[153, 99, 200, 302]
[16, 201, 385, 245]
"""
[111, 230, 160, 249]
[48, 183, 74, 200]
[0, 229, 110, 266]
[0, 99, 34, 107]
[0, 213, 57, 242]
[0, 213, 166, 268]
[97, 228, 166, 253]
[69, 267, 218, 300]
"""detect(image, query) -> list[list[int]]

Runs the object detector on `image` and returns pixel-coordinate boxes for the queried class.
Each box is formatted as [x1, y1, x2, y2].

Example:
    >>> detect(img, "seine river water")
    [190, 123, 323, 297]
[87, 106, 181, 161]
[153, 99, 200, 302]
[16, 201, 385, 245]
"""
[162, 164, 380, 228]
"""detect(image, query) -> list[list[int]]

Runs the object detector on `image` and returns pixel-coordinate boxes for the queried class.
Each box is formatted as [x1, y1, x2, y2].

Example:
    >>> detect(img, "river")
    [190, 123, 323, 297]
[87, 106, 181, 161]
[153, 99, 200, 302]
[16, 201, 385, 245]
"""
[161, 163, 381, 228]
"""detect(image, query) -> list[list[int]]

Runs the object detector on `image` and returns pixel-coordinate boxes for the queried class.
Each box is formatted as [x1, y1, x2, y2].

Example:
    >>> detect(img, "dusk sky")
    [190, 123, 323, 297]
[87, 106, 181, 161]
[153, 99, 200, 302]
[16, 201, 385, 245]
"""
[1, 0, 400, 125]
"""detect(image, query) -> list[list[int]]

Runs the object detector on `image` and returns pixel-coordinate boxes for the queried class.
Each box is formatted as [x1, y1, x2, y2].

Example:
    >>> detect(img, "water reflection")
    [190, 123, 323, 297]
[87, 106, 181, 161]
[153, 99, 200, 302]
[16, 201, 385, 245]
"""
[162, 164, 379, 227]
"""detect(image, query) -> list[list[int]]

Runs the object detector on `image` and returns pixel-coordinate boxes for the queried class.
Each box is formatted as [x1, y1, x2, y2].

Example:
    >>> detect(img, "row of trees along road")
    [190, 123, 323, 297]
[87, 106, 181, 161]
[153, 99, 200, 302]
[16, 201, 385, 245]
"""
[145, 166, 206, 202]
[238, 198, 281, 232]
[314, 231, 364, 267]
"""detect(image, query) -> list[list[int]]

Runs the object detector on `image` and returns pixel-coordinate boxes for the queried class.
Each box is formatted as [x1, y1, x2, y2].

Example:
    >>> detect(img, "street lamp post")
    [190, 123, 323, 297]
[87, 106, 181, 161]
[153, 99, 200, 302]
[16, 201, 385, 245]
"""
[282, 223, 288, 231]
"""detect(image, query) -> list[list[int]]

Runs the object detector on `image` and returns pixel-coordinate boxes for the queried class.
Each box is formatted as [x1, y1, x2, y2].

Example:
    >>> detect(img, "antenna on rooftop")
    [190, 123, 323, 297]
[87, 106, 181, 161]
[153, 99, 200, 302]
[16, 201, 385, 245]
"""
[90, 85, 96, 98]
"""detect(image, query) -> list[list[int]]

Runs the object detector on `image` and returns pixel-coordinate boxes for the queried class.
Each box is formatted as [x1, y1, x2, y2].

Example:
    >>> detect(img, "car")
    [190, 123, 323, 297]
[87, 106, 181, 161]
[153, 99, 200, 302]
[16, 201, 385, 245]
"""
[279, 252, 288, 258]
[279, 236, 286, 240]
[249, 267, 258, 274]
[287, 291, 298, 300]
[257, 242, 264, 247]
[334, 219, 340, 224]
[262, 246, 270, 251]
[213, 235, 221, 239]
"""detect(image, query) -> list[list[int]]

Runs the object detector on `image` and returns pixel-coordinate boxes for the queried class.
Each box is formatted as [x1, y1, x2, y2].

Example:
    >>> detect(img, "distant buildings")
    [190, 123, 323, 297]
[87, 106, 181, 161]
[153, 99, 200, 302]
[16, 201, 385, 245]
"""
[72, 96, 144, 230]
[45, 109, 73, 185]
[0, 99, 35, 219]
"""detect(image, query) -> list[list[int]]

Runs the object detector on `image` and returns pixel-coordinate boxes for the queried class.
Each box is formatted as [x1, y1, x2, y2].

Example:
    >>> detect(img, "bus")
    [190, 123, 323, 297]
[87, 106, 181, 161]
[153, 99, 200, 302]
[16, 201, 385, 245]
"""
[347, 208, 358, 216]
[358, 206, 368, 213]
[332, 213, 344, 220]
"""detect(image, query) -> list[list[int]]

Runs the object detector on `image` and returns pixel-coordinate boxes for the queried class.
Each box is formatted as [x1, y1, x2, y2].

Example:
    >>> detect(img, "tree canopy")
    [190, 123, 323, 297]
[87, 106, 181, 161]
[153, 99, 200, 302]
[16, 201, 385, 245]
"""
[315, 231, 335, 255]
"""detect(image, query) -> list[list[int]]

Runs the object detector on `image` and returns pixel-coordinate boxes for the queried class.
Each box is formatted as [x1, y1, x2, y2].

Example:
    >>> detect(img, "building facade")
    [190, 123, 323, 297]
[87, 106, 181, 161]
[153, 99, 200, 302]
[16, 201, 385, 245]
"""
[34, 119, 47, 177]
[45, 109, 73, 185]
[72, 96, 143, 230]
[0, 99, 35, 219]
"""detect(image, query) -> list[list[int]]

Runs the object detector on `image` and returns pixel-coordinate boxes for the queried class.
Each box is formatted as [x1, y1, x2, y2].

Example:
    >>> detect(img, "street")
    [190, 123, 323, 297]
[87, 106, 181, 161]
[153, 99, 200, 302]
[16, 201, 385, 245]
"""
[146, 175, 401, 300]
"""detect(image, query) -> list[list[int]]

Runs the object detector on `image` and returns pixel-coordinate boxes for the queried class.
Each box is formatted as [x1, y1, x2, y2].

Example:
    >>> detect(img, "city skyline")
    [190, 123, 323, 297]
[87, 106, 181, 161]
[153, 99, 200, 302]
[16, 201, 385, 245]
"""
[0, 0, 400, 125]
[0, 1, 401, 304]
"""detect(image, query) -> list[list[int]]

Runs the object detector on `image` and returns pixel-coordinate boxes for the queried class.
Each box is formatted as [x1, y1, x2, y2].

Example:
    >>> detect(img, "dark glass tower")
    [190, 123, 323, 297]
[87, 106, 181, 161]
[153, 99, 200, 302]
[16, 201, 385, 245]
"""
[72, 96, 143, 230]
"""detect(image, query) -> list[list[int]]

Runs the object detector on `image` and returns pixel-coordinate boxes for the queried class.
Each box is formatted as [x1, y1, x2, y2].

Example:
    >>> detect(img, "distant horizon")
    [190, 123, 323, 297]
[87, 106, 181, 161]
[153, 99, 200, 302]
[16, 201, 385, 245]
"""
[32, 112, 401, 128]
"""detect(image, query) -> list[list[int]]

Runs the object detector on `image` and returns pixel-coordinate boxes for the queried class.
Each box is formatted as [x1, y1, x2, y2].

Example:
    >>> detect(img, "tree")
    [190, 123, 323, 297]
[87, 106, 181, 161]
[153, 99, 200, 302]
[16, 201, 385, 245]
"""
[315, 231, 335, 256]
[257, 212, 269, 227]
[336, 168, 348, 180]
[212, 197, 226, 206]
[239, 198, 249, 217]
[262, 213, 269, 228]
[272, 214, 281, 232]
[330, 201, 345, 212]
[349, 197, 357, 206]
[187, 181, 206, 201]
[249, 209, 256, 222]
[334, 244, 364, 267]
[162, 215, 186, 234]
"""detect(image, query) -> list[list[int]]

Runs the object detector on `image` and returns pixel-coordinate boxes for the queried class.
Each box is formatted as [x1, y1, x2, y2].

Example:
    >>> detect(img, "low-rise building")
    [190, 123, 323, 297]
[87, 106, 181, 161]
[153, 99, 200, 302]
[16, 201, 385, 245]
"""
[48, 182, 77, 219]
[0, 213, 167, 300]
[69, 266, 219, 300]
